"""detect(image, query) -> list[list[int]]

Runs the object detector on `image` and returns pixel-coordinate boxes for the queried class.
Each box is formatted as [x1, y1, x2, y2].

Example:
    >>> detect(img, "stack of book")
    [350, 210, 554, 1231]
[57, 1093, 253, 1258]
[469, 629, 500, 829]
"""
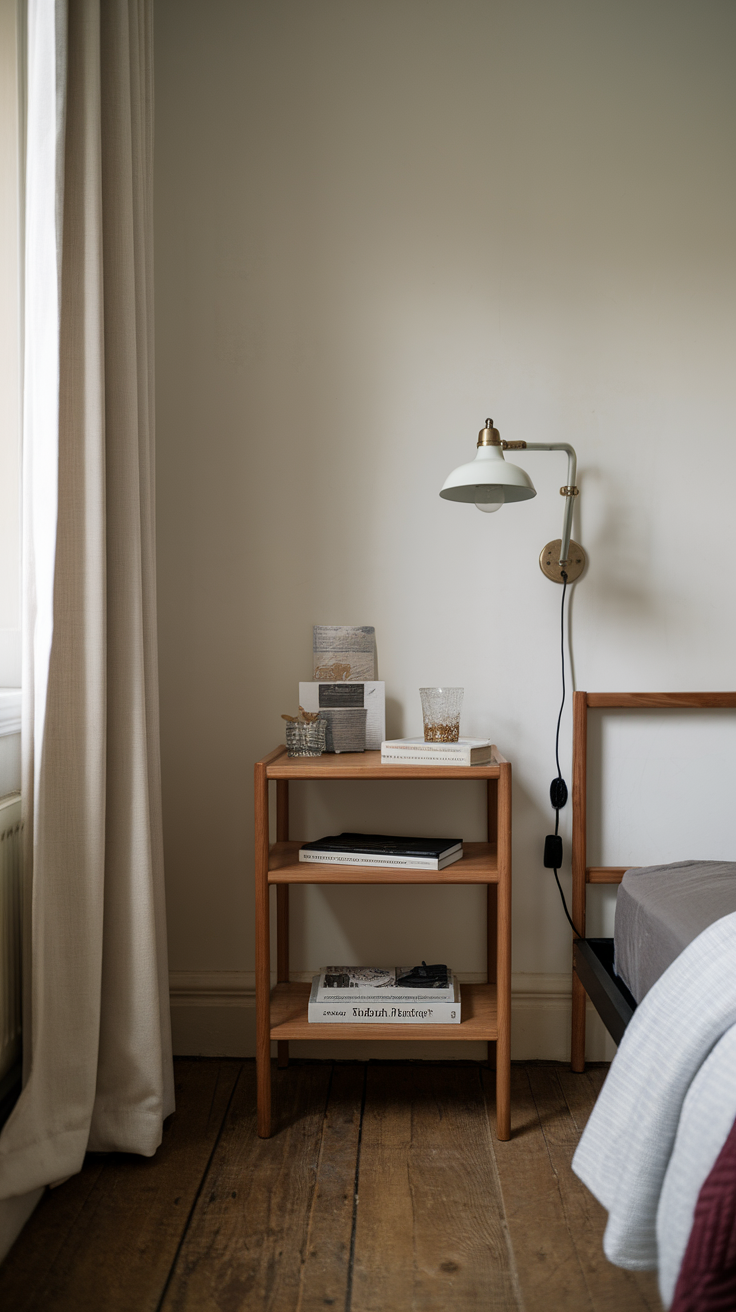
[298, 832, 463, 871]
[307, 964, 461, 1024]
[381, 737, 493, 766]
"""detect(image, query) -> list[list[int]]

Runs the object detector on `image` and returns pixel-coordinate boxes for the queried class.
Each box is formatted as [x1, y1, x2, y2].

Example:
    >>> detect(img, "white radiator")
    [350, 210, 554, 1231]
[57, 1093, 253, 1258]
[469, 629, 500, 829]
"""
[0, 795, 22, 1085]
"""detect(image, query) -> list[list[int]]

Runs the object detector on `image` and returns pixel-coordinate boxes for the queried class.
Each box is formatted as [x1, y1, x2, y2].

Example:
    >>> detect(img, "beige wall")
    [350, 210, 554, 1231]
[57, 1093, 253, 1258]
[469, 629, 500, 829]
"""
[155, 0, 736, 1059]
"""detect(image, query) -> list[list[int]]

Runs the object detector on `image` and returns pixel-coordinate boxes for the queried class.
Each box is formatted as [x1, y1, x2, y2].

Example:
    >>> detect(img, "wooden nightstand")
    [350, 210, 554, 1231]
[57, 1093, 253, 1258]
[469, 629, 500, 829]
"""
[254, 747, 512, 1138]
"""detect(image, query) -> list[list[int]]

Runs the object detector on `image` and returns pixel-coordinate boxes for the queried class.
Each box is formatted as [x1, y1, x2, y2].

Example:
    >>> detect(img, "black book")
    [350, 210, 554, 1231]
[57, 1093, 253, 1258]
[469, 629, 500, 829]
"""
[299, 832, 463, 870]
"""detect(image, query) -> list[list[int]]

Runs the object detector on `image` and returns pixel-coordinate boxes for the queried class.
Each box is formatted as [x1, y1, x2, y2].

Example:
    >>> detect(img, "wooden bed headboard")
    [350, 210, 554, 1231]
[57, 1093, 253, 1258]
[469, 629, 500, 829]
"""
[571, 690, 736, 1070]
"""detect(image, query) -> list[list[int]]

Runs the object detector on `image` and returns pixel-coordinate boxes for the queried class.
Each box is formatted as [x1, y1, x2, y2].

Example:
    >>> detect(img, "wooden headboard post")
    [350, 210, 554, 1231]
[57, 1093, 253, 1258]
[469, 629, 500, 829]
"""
[571, 691, 588, 1071]
[570, 691, 736, 1073]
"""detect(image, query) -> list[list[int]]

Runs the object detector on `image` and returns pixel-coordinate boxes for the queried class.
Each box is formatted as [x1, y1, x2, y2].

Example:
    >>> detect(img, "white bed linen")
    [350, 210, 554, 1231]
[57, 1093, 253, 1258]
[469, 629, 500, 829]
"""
[572, 912, 736, 1287]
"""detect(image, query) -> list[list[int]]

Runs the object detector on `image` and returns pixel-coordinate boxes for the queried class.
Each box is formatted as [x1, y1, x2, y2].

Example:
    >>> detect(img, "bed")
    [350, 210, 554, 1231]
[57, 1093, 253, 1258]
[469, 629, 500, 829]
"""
[569, 691, 736, 1308]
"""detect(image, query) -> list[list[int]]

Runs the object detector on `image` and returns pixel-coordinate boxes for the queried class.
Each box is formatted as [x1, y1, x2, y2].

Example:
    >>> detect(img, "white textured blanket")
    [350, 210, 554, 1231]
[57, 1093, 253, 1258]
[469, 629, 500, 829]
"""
[572, 912, 736, 1292]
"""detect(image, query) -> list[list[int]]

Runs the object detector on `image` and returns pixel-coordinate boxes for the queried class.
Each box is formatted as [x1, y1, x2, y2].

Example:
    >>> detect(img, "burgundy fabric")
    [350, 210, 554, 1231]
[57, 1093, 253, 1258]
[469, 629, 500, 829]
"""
[670, 1115, 736, 1311]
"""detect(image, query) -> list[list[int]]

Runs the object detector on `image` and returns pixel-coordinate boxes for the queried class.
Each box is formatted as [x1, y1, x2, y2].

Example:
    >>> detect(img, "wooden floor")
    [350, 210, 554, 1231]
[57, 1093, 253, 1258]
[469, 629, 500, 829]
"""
[0, 1059, 662, 1311]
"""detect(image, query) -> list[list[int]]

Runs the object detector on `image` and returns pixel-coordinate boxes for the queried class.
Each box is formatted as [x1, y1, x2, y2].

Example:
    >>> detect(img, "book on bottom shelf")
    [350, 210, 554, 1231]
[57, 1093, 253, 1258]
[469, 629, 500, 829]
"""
[308, 976, 461, 1023]
[315, 965, 456, 1001]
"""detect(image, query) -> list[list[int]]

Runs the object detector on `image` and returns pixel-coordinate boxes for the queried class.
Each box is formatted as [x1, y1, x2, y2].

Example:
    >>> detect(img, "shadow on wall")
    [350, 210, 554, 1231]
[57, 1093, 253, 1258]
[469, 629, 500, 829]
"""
[578, 465, 663, 623]
[385, 695, 404, 740]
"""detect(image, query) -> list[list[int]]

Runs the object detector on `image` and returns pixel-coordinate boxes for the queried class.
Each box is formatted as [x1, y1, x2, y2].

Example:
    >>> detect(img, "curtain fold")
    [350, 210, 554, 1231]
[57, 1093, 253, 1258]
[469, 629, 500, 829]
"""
[0, 0, 173, 1208]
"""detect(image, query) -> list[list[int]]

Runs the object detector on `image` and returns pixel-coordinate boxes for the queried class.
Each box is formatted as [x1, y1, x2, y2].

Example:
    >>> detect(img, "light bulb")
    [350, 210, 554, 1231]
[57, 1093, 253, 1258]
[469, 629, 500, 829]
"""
[475, 489, 505, 514]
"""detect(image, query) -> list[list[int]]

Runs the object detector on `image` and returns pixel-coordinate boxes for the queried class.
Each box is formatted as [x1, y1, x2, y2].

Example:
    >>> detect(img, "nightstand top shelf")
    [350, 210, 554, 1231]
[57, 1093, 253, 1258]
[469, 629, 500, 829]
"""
[258, 745, 508, 780]
[268, 840, 499, 883]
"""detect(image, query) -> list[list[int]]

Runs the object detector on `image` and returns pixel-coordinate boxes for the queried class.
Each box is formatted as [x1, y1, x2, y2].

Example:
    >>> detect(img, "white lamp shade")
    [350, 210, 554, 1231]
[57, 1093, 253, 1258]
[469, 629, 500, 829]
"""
[439, 443, 537, 504]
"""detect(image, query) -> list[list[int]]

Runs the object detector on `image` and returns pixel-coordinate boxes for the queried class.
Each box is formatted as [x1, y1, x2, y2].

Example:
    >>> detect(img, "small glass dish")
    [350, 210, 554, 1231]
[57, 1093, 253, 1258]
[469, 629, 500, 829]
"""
[286, 720, 327, 757]
[419, 687, 464, 742]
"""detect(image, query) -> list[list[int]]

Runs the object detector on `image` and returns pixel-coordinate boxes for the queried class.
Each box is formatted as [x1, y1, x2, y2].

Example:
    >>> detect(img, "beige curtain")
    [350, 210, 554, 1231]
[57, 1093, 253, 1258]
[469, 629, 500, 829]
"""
[0, 0, 173, 1231]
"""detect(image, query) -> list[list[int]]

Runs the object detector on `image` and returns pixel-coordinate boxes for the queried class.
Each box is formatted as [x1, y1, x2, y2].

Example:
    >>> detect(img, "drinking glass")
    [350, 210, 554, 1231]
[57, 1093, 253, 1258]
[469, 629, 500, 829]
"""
[419, 687, 464, 742]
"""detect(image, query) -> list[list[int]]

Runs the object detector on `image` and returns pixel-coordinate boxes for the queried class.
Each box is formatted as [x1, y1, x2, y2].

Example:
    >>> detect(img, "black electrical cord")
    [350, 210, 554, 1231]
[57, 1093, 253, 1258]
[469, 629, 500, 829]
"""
[554, 570, 568, 783]
[551, 568, 584, 939]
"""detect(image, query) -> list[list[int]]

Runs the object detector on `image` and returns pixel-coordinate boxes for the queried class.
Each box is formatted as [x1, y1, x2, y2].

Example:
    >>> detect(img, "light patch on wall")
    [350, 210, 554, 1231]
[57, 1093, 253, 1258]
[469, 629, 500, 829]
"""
[154, 0, 736, 1058]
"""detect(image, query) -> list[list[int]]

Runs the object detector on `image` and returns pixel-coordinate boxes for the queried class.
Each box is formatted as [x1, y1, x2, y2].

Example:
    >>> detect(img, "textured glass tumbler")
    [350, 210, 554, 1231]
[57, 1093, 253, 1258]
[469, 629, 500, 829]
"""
[419, 687, 464, 742]
[286, 720, 327, 757]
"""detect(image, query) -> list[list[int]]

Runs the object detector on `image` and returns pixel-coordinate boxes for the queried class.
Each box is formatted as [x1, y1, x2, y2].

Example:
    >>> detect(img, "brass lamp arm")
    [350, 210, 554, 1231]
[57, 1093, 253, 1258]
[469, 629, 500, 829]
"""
[503, 441, 578, 566]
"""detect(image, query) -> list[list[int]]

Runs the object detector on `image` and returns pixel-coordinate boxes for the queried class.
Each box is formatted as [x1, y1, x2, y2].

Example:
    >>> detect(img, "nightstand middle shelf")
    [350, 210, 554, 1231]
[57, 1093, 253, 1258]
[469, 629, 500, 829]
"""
[267, 839, 498, 883]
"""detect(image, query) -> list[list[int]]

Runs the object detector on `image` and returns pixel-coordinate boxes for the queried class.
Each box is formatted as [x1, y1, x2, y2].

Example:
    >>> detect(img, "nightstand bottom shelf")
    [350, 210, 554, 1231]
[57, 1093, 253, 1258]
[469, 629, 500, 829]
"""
[270, 981, 497, 1041]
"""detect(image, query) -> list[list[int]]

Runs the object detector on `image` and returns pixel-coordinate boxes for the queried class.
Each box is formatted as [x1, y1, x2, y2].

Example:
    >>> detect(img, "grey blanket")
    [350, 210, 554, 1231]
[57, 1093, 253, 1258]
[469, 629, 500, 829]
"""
[615, 861, 736, 1003]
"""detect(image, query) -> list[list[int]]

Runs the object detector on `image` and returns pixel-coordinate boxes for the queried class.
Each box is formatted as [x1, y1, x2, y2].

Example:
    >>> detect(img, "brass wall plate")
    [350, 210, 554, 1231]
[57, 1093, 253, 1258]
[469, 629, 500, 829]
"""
[539, 539, 586, 583]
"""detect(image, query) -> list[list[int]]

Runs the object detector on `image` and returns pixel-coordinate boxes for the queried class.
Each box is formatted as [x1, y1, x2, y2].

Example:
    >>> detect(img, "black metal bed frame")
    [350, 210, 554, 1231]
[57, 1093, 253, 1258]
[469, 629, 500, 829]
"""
[573, 937, 636, 1047]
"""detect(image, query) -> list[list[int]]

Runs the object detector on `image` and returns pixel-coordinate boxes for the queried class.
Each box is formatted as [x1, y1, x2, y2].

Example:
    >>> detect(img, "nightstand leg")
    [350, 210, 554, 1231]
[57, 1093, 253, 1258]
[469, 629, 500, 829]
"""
[276, 879, 289, 1067]
[495, 763, 512, 1141]
[255, 764, 272, 1137]
[486, 886, 497, 985]
[486, 777, 499, 1064]
[486, 885, 497, 1066]
[571, 691, 587, 1072]
[276, 781, 290, 1069]
[276, 881, 289, 1068]
[276, 886, 290, 984]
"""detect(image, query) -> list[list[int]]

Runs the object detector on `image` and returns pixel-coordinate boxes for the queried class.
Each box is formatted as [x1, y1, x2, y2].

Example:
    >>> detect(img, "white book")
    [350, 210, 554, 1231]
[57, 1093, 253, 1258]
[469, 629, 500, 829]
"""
[315, 965, 456, 1001]
[381, 737, 493, 767]
[298, 848, 463, 871]
[308, 976, 461, 1023]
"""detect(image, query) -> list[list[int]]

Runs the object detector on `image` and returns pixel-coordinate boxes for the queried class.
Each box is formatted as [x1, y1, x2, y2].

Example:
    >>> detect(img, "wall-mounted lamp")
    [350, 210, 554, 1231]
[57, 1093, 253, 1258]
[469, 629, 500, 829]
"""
[439, 418, 586, 583]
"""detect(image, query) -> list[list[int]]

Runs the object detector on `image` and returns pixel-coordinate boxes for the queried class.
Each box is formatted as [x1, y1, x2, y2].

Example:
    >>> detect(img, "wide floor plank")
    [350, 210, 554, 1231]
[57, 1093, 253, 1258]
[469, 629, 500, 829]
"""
[557, 1065, 607, 1136]
[527, 1065, 661, 1312]
[351, 1064, 520, 1312]
[296, 1064, 364, 1312]
[161, 1062, 332, 1312]
[0, 1059, 240, 1312]
[488, 1064, 596, 1311]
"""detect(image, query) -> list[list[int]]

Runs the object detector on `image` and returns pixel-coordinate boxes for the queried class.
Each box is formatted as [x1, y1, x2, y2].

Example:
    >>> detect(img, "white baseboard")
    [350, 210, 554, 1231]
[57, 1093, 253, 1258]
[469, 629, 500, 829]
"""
[169, 971, 616, 1063]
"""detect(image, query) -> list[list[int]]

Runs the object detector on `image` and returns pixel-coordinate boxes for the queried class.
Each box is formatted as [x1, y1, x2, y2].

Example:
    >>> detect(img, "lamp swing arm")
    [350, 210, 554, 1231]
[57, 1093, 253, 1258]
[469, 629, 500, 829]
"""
[508, 442, 578, 566]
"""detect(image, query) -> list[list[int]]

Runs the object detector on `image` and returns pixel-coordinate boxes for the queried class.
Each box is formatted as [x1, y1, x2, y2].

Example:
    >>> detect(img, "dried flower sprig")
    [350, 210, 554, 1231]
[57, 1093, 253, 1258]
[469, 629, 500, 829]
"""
[281, 706, 321, 724]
